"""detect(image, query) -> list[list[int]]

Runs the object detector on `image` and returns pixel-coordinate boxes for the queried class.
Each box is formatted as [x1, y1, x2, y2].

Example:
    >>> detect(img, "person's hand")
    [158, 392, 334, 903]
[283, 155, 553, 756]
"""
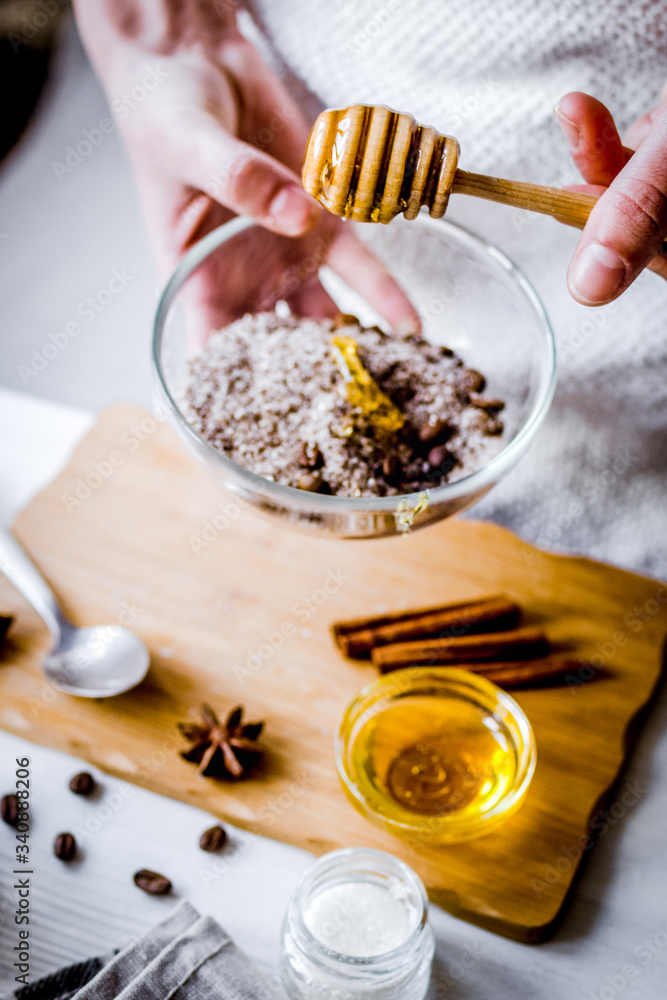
[73, 1, 419, 339]
[555, 90, 667, 305]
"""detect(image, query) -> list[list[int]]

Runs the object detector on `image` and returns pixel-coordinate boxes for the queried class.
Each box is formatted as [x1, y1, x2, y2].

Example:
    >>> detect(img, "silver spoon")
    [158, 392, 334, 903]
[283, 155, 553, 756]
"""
[0, 529, 149, 697]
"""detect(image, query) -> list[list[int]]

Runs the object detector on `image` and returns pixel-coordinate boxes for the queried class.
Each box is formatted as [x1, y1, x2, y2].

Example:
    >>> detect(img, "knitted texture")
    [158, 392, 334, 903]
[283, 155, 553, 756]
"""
[246, 0, 667, 576]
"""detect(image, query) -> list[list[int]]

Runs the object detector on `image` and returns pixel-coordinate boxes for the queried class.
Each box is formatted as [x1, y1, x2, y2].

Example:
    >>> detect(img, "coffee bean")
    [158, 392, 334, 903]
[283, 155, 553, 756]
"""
[484, 418, 504, 436]
[381, 454, 401, 484]
[462, 369, 486, 393]
[297, 442, 324, 469]
[439, 345, 454, 357]
[134, 869, 172, 895]
[390, 383, 416, 406]
[382, 455, 404, 486]
[470, 394, 505, 412]
[199, 825, 227, 853]
[297, 471, 323, 492]
[54, 832, 76, 861]
[332, 313, 360, 328]
[69, 772, 96, 796]
[417, 418, 453, 445]
[427, 445, 457, 473]
[1, 794, 19, 827]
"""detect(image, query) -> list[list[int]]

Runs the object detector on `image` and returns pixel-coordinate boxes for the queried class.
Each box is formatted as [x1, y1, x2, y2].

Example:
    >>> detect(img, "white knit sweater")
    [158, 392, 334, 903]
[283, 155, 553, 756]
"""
[246, 0, 667, 576]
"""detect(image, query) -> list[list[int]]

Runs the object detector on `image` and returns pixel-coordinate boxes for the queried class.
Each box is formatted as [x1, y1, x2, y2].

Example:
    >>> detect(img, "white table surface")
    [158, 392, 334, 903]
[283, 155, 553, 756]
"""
[0, 15, 666, 1000]
[0, 387, 666, 999]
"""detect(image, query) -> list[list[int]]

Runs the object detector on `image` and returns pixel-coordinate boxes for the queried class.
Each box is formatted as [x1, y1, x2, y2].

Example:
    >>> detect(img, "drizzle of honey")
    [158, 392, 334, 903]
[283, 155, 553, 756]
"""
[349, 695, 516, 826]
[313, 112, 359, 217]
[394, 493, 429, 534]
[331, 335, 405, 434]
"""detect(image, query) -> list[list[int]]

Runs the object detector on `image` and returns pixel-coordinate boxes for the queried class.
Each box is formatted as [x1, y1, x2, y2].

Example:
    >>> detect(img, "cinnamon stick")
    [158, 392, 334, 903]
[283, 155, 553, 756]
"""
[333, 595, 521, 659]
[372, 626, 550, 673]
[448, 655, 590, 689]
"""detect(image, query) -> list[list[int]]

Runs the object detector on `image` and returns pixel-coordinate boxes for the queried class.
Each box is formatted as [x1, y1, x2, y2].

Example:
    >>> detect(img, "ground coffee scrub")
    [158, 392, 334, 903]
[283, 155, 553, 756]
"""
[181, 307, 504, 498]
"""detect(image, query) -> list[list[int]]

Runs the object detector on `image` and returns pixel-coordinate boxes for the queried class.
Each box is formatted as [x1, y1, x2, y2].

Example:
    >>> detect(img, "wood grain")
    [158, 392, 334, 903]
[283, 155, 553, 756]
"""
[451, 170, 598, 228]
[302, 105, 667, 248]
[0, 405, 665, 942]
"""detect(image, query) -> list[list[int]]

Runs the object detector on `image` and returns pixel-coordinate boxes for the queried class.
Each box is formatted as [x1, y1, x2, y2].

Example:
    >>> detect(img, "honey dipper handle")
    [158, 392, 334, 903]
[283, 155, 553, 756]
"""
[452, 170, 667, 250]
[451, 169, 597, 228]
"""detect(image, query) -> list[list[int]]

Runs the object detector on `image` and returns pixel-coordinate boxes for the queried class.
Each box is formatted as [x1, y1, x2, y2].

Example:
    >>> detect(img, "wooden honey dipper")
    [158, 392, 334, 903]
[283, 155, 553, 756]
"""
[303, 103, 617, 229]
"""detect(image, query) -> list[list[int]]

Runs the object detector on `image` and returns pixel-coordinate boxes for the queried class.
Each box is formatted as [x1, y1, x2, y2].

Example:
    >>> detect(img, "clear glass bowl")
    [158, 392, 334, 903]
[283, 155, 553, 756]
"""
[153, 214, 556, 539]
[335, 668, 537, 843]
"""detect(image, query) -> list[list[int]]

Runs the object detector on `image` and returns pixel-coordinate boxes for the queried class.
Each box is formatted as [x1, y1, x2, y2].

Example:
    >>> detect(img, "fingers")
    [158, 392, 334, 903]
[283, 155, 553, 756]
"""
[174, 111, 321, 237]
[623, 108, 658, 151]
[566, 101, 667, 304]
[554, 92, 628, 186]
[285, 278, 340, 319]
[327, 227, 421, 332]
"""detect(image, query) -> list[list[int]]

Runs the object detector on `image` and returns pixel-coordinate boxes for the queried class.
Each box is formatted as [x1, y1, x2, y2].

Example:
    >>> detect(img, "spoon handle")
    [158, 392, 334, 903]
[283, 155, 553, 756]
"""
[0, 530, 67, 645]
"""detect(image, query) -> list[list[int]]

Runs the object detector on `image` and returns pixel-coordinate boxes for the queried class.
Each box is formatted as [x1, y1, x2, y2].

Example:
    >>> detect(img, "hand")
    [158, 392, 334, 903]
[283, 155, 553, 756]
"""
[73, 1, 419, 340]
[555, 90, 667, 305]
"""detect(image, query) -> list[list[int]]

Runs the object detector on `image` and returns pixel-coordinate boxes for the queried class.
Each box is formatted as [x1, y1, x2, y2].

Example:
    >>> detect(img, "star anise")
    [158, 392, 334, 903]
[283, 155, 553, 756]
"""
[178, 704, 264, 779]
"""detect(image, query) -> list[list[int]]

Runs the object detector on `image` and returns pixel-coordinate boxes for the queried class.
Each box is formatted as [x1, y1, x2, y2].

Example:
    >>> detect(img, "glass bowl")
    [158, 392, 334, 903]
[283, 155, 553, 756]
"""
[335, 668, 536, 844]
[153, 214, 556, 539]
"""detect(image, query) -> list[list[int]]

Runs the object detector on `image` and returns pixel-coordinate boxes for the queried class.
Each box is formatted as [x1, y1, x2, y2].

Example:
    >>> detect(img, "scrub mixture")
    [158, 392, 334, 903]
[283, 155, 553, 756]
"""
[181, 308, 505, 498]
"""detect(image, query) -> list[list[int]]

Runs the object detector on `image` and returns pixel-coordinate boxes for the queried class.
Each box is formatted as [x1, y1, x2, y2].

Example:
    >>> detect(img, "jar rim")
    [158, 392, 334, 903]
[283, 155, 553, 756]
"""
[288, 847, 430, 972]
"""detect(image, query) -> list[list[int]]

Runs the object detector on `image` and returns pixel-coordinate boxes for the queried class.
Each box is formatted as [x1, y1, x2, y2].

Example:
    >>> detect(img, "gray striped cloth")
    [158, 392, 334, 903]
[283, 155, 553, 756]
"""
[4, 903, 285, 1000]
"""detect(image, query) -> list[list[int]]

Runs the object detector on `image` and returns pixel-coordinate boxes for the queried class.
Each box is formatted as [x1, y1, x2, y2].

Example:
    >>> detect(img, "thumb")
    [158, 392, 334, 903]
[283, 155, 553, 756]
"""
[567, 102, 667, 305]
[176, 113, 321, 236]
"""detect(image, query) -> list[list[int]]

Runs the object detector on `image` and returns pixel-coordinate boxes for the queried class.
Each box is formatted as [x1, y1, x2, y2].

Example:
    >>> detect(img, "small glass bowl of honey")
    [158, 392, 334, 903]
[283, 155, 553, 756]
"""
[335, 668, 536, 844]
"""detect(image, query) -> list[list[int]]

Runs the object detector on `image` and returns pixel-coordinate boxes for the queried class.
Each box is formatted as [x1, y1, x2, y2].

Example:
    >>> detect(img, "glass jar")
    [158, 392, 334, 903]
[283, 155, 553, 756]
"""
[280, 847, 435, 1000]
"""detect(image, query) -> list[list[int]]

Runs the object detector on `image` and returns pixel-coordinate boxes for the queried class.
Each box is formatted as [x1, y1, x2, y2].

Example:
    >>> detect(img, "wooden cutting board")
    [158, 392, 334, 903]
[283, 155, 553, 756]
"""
[1, 405, 665, 942]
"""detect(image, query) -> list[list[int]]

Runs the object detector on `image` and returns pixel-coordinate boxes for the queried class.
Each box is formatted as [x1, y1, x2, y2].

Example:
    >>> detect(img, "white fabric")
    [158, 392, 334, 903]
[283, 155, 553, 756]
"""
[246, 0, 667, 577]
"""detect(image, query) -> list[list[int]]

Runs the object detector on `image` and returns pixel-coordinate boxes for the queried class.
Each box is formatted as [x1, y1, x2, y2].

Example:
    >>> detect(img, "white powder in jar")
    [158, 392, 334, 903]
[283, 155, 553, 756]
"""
[303, 880, 417, 957]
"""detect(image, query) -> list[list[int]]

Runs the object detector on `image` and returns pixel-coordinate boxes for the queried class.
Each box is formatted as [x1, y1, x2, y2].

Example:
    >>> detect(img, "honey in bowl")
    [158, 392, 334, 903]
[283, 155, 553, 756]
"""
[336, 669, 536, 843]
